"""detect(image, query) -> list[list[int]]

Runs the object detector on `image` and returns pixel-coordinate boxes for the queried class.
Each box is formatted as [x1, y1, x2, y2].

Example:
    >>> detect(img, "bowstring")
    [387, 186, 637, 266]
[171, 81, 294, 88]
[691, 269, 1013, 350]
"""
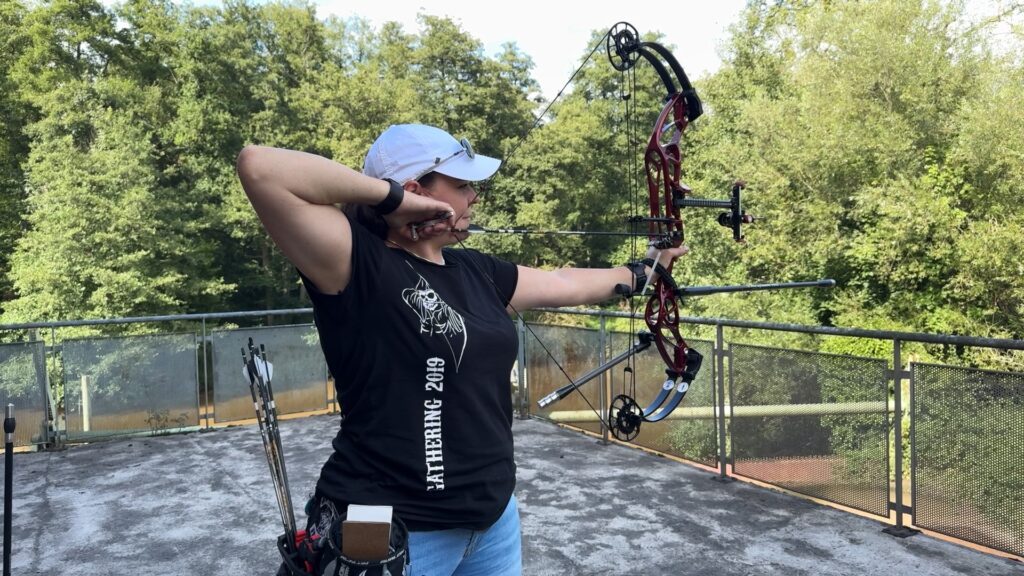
[501, 33, 611, 170]
[630, 65, 644, 407]
[621, 63, 640, 410]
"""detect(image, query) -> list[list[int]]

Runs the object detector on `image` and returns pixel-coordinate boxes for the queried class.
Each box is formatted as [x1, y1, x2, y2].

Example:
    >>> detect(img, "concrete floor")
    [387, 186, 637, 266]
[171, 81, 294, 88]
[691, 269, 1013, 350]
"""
[2, 414, 1020, 575]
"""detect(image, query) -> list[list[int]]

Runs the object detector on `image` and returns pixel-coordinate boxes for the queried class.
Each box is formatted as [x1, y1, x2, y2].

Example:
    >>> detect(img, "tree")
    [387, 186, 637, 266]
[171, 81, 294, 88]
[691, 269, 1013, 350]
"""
[4, 76, 230, 323]
[0, 0, 32, 310]
[685, 0, 1024, 344]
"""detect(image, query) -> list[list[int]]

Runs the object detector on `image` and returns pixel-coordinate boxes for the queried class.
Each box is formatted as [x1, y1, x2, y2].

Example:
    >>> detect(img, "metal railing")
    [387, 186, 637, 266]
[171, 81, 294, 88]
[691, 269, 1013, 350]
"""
[0, 307, 1021, 559]
[0, 309, 335, 447]
[519, 307, 1024, 559]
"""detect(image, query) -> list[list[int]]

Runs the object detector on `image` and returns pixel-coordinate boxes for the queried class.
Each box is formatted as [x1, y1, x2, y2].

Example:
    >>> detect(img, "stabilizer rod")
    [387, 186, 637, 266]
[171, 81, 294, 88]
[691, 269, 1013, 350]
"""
[537, 332, 654, 408]
[678, 279, 836, 297]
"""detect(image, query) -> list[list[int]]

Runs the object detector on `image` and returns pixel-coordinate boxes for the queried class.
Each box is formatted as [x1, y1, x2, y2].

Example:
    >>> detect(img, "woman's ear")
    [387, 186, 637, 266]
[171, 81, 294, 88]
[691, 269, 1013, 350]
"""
[404, 180, 425, 196]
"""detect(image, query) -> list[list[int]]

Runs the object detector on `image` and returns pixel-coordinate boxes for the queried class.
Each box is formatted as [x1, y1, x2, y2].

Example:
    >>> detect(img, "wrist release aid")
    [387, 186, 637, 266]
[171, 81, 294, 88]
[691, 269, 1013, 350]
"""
[373, 179, 404, 216]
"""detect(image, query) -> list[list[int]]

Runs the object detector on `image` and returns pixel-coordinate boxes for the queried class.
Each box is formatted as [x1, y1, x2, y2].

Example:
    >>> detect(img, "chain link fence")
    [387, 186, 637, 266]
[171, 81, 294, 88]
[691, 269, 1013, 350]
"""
[63, 332, 201, 442]
[208, 324, 327, 423]
[0, 341, 48, 446]
[729, 344, 889, 517]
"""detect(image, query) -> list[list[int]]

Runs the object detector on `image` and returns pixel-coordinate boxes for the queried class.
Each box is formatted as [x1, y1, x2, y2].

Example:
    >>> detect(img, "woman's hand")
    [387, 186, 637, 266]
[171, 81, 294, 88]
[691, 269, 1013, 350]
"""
[381, 191, 456, 242]
[646, 244, 690, 267]
[643, 244, 690, 289]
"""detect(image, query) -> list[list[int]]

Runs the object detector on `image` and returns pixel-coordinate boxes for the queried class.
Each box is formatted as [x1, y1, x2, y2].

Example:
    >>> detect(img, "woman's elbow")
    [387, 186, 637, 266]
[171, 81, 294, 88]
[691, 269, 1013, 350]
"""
[236, 145, 272, 197]
[236, 145, 260, 179]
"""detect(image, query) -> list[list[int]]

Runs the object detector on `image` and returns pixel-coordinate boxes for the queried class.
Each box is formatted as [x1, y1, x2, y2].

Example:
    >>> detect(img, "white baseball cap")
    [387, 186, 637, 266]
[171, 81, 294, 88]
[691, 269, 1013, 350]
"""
[363, 124, 501, 183]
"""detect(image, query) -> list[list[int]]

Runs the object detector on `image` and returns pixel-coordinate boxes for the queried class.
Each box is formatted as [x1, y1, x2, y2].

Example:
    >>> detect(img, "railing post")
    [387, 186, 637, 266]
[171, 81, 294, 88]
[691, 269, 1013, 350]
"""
[196, 322, 203, 430]
[598, 314, 609, 444]
[49, 326, 65, 448]
[712, 323, 734, 483]
[201, 318, 211, 428]
[909, 358, 917, 531]
[516, 317, 529, 420]
[80, 375, 91, 433]
[884, 338, 918, 537]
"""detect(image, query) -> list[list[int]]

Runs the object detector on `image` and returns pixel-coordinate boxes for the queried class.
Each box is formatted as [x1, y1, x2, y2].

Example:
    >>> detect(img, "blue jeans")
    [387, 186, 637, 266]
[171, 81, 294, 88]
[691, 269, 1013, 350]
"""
[407, 495, 521, 576]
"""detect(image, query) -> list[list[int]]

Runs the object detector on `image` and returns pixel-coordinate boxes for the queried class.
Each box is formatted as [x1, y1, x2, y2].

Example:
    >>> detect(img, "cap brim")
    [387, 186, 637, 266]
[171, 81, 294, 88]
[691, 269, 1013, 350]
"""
[434, 153, 501, 182]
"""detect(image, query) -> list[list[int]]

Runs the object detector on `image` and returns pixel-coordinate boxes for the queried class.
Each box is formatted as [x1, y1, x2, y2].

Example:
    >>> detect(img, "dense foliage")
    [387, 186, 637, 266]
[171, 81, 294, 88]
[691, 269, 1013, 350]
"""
[0, 0, 1021, 360]
[0, 0, 538, 323]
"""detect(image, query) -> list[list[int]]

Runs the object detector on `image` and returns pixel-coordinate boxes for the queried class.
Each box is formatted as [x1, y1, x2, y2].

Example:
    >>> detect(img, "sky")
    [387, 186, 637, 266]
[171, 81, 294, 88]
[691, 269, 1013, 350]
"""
[308, 0, 750, 101]
[108, 0, 1020, 101]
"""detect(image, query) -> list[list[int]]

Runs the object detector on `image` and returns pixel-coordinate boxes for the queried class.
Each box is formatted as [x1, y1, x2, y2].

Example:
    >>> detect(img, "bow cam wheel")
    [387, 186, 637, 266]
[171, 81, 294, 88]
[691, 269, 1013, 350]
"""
[606, 22, 641, 72]
[608, 394, 643, 441]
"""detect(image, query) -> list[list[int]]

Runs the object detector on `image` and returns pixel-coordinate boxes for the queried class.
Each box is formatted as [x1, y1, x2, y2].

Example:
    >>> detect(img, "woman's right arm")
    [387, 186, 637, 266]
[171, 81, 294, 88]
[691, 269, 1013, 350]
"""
[236, 146, 454, 294]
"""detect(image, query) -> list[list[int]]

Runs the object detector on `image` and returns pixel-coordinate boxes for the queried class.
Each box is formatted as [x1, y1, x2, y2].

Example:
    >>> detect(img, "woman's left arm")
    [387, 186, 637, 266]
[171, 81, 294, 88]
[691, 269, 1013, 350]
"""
[508, 246, 689, 311]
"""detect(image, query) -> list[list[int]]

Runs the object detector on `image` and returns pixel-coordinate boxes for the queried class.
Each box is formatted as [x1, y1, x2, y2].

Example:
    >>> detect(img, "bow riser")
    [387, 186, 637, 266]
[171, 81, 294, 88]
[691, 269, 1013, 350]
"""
[645, 92, 691, 249]
[644, 282, 690, 379]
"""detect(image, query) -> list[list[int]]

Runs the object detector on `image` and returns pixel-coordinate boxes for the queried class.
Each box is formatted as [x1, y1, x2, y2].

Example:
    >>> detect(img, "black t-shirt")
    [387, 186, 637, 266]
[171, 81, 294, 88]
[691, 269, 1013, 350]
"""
[300, 220, 520, 531]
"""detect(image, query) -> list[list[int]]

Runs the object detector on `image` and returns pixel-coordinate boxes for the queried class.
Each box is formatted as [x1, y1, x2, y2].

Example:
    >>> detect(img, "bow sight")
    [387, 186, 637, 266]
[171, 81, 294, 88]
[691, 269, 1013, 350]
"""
[679, 181, 757, 242]
[628, 181, 757, 246]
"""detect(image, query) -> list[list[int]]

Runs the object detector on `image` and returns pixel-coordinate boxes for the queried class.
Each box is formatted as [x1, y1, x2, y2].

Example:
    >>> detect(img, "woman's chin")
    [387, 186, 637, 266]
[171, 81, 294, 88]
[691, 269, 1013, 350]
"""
[450, 220, 471, 239]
